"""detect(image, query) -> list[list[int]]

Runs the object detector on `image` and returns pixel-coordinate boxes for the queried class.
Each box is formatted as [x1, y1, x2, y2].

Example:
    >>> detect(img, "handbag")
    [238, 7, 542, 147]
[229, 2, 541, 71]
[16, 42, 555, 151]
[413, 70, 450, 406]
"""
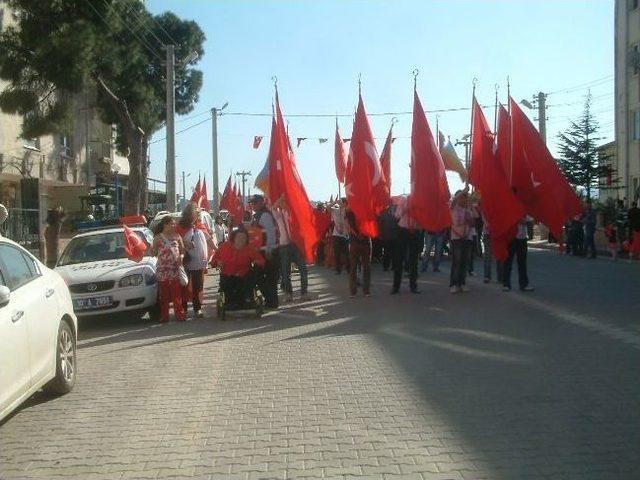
[178, 265, 189, 286]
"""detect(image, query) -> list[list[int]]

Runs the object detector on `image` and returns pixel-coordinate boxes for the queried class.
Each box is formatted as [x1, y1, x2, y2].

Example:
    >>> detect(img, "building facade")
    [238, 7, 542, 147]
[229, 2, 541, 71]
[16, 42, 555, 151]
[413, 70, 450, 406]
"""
[0, 1, 129, 254]
[615, 0, 640, 205]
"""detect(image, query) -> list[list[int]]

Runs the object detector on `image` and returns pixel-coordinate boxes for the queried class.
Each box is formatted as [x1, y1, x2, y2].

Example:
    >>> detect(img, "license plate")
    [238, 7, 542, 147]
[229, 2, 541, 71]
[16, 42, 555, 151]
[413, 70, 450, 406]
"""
[73, 296, 113, 310]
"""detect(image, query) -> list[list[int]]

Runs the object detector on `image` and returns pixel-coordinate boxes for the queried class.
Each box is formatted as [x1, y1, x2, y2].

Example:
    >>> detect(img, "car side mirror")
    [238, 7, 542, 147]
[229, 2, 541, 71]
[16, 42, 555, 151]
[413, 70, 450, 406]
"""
[0, 285, 10, 307]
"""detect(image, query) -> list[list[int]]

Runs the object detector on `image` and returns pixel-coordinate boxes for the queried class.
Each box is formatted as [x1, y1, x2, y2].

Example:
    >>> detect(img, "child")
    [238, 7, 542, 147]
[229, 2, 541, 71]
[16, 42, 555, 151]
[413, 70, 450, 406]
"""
[211, 229, 265, 308]
[152, 216, 186, 322]
[604, 224, 617, 260]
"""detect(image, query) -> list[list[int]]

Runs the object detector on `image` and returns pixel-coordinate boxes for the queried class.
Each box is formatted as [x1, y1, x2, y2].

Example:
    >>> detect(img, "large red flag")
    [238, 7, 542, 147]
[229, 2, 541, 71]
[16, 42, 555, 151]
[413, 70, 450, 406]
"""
[469, 98, 525, 260]
[190, 176, 202, 204]
[334, 120, 347, 183]
[379, 124, 393, 191]
[496, 104, 512, 180]
[345, 93, 389, 237]
[509, 97, 582, 237]
[199, 178, 211, 212]
[408, 90, 451, 232]
[268, 91, 317, 262]
[219, 176, 233, 211]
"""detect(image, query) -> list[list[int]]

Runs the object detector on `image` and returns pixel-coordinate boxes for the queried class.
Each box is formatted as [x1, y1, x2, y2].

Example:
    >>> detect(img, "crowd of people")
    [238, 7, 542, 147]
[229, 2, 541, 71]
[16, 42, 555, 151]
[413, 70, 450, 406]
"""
[148, 192, 640, 323]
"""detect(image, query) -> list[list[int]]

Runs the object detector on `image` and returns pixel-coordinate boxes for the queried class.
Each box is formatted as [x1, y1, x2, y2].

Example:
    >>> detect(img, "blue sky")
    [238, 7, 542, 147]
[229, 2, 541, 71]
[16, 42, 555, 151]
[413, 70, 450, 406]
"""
[146, 0, 614, 201]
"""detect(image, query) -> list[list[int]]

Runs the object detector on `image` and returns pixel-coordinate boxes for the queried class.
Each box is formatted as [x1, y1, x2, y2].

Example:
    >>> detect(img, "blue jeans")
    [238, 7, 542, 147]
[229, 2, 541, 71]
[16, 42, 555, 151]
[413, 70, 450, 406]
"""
[421, 232, 443, 271]
[279, 243, 308, 295]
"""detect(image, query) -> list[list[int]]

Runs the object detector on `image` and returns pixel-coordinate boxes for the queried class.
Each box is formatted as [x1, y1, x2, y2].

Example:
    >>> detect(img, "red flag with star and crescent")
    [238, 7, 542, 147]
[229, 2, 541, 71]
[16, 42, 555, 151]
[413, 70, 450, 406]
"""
[345, 93, 390, 237]
[408, 89, 451, 232]
[469, 97, 525, 260]
[267, 90, 317, 262]
[509, 97, 582, 237]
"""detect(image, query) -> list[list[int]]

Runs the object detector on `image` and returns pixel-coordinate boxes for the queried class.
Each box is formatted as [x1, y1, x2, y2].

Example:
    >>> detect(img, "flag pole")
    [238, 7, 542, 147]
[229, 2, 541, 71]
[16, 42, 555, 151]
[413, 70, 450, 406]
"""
[467, 77, 477, 189]
[507, 76, 513, 187]
[494, 83, 499, 133]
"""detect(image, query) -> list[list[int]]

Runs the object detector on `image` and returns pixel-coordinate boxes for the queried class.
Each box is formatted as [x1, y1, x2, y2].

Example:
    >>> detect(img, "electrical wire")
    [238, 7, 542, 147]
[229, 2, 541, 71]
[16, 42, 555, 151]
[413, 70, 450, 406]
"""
[87, 0, 163, 61]
[547, 75, 614, 96]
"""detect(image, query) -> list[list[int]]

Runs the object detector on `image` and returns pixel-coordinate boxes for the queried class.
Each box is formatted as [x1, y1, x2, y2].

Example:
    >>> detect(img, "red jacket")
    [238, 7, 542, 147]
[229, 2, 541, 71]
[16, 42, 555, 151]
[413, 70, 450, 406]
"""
[211, 242, 265, 277]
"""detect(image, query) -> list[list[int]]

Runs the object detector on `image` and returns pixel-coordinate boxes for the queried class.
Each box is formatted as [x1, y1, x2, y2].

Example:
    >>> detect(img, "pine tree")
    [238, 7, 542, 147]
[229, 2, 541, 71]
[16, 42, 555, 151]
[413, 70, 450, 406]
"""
[557, 92, 607, 200]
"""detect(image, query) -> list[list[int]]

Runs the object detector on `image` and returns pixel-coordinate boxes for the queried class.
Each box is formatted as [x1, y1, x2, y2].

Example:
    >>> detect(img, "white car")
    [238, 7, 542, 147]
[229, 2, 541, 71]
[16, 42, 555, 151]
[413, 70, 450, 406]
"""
[55, 226, 158, 319]
[149, 210, 214, 236]
[0, 237, 77, 422]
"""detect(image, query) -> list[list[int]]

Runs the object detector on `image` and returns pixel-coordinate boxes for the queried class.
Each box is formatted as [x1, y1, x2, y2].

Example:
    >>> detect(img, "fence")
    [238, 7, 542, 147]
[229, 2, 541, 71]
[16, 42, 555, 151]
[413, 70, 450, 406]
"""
[2, 208, 42, 259]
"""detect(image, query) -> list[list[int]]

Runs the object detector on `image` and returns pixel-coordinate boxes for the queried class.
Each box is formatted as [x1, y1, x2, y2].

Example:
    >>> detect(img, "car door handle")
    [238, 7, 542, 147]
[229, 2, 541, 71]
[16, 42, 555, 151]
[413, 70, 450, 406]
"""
[11, 311, 24, 323]
[45, 288, 55, 298]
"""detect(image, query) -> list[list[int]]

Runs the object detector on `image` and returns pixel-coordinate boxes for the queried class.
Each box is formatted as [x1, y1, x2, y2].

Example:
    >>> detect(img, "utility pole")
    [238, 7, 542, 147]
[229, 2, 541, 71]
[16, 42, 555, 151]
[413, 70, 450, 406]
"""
[182, 171, 187, 203]
[537, 91, 547, 144]
[455, 137, 471, 170]
[235, 170, 252, 208]
[211, 107, 219, 214]
[165, 44, 176, 212]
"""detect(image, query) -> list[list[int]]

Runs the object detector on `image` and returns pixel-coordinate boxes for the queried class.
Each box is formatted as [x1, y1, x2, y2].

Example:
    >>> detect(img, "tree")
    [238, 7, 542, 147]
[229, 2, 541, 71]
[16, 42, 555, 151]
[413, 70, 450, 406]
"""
[0, 0, 204, 214]
[556, 92, 607, 200]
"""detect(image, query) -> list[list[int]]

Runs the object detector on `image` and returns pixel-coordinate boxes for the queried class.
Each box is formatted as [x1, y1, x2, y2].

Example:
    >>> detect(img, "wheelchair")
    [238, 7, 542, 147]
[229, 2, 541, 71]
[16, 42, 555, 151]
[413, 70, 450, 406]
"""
[215, 272, 265, 320]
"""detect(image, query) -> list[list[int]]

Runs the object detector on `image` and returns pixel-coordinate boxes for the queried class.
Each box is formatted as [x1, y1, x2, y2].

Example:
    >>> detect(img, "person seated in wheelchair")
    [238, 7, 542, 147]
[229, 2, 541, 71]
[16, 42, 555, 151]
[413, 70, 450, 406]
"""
[211, 228, 265, 309]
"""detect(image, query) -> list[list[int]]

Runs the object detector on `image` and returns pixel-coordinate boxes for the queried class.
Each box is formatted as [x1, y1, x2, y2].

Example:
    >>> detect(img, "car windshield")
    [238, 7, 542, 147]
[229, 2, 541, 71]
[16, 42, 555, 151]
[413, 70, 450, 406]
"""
[57, 231, 150, 266]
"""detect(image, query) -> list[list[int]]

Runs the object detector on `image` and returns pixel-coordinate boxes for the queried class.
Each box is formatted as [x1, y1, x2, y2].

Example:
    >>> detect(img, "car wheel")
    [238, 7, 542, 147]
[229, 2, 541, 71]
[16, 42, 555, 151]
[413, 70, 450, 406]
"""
[44, 320, 77, 395]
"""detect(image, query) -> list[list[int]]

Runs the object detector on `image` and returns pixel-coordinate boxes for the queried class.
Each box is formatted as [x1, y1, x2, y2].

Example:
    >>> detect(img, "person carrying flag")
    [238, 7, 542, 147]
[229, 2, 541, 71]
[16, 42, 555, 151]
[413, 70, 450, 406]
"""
[345, 202, 371, 297]
[248, 194, 280, 309]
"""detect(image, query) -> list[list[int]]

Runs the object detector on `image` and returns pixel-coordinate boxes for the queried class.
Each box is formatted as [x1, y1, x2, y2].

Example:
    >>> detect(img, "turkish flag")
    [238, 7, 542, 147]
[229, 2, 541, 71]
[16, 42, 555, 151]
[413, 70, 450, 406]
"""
[253, 136, 263, 149]
[379, 125, 393, 191]
[469, 98, 525, 260]
[219, 176, 233, 211]
[509, 97, 582, 237]
[408, 90, 451, 232]
[123, 224, 146, 262]
[267, 91, 317, 262]
[345, 93, 389, 237]
[495, 104, 512, 180]
[334, 120, 347, 183]
[199, 178, 211, 212]
[190, 177, 202, 204]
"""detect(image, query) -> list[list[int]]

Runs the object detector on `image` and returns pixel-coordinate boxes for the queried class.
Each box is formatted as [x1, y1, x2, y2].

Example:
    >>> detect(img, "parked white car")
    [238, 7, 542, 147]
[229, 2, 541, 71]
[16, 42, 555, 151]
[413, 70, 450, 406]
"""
[0, 237, 78, 422]
[55, 226, 158, 319]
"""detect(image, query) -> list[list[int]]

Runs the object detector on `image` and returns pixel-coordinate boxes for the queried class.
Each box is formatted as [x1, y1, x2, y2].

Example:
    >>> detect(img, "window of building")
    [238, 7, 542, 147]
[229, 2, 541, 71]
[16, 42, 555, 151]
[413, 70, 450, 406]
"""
[633, 111, 640, 140]
[631, 0, 639, 10]
[633, 45, 640, 75]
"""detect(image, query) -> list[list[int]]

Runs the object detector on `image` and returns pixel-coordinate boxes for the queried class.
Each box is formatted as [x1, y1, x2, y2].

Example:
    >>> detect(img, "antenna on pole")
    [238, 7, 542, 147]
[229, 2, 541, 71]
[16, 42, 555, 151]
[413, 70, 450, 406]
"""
[358, 73, 362, 95]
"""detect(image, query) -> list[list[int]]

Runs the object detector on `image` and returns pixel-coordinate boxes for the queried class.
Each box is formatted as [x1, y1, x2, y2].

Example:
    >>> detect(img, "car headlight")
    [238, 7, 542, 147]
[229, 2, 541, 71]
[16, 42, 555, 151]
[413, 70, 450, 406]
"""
[144, 272, 157, 285]
[119, 274, 144, 288]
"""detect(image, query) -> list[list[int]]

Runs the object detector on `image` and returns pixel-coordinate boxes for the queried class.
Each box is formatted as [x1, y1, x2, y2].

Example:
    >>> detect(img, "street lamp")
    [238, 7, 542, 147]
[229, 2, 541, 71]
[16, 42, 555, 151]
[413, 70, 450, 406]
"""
[520, 99, 534, 109]
[211, 101, 229, 214]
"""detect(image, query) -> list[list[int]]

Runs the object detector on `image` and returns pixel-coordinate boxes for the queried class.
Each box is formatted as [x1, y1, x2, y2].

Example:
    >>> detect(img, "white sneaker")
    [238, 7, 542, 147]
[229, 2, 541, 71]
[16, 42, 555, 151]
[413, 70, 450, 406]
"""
[449, 286, 459, 294]
[195, 309, 204, 318]
[461, 285, 470, 293]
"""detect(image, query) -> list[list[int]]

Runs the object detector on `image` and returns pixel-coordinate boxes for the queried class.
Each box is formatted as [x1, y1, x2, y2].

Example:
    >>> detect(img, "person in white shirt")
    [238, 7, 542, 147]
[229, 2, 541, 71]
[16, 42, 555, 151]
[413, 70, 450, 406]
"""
[274, 196, 309, 302]
[330, 198, 349, 275]
[392, 196, 423, 294]
[249, 194, 280, 309]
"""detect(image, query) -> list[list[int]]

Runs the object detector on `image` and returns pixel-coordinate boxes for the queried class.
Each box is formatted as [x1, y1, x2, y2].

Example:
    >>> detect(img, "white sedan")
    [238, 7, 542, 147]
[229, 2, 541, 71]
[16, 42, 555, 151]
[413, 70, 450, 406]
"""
[0, 237, 78, 422]
[55, 226, 158, 319]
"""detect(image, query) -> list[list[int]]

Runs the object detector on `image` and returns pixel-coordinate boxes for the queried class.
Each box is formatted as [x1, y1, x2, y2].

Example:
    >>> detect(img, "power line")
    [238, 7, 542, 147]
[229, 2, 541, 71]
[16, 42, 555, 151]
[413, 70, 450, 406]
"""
[86, 0, 162, 61]
[121, 2, 167, 50]
[149, 116, 212, 144]
[547, 75, 614, 96]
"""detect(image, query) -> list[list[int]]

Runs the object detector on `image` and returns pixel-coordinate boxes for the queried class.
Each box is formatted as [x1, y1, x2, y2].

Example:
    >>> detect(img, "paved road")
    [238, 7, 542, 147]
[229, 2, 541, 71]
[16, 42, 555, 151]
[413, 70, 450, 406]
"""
[1, 249, 639, 480]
